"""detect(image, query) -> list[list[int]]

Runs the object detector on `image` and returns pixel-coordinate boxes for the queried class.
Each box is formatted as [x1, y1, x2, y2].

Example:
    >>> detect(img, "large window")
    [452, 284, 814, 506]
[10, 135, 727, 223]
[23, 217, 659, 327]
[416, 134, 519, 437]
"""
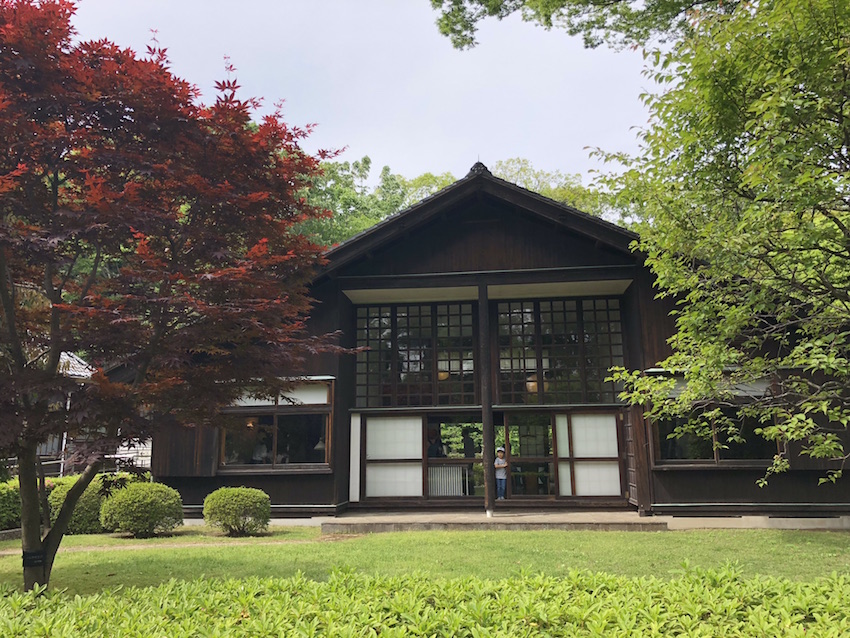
[497, 298, 624, 405]
[221, 412, 328, 467]
[356, 303, 476, 408]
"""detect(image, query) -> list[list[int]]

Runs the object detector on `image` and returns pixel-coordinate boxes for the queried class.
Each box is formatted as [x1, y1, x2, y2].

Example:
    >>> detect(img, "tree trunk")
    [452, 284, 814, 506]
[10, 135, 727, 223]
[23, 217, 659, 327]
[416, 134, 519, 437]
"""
[19, 443, 100, 591]
[19, 444, 47, 590]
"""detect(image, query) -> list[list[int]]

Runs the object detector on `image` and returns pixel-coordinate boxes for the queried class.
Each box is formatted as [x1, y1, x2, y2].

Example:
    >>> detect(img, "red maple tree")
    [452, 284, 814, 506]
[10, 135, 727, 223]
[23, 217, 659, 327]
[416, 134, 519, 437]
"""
[0, 0, 334, 589]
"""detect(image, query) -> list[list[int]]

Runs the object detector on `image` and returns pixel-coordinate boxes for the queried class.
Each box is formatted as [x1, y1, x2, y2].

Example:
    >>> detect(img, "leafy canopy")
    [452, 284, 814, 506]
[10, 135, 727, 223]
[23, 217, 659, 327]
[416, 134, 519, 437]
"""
[0, 0, 332, 588]
[429, 0, 741, 49]
[608, 0, 850, 480]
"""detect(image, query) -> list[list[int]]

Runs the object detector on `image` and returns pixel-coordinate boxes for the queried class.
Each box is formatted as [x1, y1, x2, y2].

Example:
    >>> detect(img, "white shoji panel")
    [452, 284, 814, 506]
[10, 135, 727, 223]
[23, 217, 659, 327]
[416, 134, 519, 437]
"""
[366, 416, 422, 460]
[555, 414, 570, 457]
[558, 462, 573, 496]
[349, 414, 361, 503]
[571, 414, 619, 458]
[573, 461, 621, 496]
[365, 463, 423, 497]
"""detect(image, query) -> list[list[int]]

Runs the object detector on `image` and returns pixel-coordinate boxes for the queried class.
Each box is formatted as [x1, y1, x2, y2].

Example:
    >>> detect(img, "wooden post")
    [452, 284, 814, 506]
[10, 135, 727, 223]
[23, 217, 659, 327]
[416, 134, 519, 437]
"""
[478, 284, 495, 516]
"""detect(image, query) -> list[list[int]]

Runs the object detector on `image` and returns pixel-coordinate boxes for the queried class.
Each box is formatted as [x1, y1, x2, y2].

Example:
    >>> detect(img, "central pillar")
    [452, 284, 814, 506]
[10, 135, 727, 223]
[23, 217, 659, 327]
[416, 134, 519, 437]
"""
[478, 283, 495, 515]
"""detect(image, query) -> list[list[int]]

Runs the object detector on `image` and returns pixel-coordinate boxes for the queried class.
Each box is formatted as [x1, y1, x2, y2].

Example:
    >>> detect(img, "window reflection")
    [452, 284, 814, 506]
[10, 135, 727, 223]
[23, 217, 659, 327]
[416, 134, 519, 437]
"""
[222, 413, 327, 467]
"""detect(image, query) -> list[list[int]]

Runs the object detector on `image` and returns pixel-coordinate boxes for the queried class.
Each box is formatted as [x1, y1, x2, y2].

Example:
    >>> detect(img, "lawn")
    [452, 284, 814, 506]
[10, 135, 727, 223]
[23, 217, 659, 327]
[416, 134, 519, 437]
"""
[2, 527, 849, 595]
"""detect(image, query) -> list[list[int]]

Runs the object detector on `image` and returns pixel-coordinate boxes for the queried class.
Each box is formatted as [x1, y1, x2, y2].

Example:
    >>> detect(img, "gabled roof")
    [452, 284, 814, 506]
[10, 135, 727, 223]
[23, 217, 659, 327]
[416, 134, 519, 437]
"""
[59, 352, 95, 380]
[319, 162, 638, 278]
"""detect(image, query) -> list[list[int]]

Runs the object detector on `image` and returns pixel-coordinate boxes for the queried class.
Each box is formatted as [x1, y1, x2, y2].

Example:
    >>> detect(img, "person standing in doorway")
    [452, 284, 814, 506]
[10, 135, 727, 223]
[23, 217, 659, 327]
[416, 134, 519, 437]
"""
[495, 446, 508, 500]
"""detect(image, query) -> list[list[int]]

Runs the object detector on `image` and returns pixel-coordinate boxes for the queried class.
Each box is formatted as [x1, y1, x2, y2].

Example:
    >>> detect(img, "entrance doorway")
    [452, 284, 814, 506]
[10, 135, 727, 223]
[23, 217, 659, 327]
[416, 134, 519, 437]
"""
[496, 412, 623, 498]
[357, 411, 623, 500]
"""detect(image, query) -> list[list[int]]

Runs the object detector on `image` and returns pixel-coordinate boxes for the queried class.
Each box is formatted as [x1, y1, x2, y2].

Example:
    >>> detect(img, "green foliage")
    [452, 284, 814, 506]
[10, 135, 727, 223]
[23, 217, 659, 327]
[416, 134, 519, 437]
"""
[606, 0, 850, 477]
[2, 567, 850, 635]
[203, 487, 271, 536]
[100, 482, 183, 538]
[3, 528, 849, 594]
[429, 0, 740, 49]
[300, 156, 408, 246]
[44, 473, 148, 535]
[48, 478, 106, 535]
[0, 479, 20, 531]
[492, 157, 610, 216]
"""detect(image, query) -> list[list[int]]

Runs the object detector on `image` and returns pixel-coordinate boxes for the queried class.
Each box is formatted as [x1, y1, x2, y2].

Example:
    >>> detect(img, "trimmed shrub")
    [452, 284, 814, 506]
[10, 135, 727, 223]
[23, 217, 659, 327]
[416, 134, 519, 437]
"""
[0, 479, 21, 530]
[203, 487, 271, 536]
[100, 482, 183, 538]
[48, 476, 106, 535]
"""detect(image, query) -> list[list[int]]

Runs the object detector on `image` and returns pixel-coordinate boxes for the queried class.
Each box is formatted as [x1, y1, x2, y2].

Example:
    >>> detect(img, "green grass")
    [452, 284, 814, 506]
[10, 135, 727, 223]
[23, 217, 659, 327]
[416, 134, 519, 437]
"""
[0, 524, 319, 552]
[2, 528, 850, 595]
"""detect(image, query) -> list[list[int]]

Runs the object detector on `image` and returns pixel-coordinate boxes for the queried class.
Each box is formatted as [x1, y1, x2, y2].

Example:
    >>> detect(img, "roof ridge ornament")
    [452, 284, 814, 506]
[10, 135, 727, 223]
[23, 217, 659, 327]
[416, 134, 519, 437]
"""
[467, 161, 491, 176]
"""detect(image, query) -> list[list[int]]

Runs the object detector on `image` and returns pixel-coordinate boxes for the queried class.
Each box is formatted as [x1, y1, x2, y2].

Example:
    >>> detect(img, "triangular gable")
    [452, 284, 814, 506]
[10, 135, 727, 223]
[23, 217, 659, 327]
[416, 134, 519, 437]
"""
[318, 163, 638, 279]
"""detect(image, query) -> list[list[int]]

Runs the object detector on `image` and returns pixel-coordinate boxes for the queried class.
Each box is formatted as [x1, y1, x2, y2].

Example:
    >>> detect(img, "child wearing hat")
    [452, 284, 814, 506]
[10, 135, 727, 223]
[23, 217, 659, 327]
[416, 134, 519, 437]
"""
[495, 446, 508, 500]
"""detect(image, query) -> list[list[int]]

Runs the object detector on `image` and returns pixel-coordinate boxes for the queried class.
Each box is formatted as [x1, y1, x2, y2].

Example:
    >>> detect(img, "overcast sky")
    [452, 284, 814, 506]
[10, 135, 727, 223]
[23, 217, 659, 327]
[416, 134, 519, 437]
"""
[71, 0, 651, 184]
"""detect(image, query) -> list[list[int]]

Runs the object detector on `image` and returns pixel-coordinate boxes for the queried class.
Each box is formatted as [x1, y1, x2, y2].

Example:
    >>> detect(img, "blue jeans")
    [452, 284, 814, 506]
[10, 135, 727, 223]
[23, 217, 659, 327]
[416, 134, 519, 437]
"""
[496, 477, 507, 499]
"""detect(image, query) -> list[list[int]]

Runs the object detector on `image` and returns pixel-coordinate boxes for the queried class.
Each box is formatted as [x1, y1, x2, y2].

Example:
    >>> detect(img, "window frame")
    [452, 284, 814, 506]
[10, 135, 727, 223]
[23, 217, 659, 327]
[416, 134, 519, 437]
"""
[652, 409, 780, 468]
[496, 297, 626, 405]
[218, 383, 333, 475]
[355, 303, 478, 408]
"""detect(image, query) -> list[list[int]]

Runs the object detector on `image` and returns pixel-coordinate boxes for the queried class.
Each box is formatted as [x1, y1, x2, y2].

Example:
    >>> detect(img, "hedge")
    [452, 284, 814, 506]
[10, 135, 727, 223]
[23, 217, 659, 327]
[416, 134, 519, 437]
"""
[1, 472, 149, 532]
[0, 479, 20, 531]
[1, 567, 849, 636]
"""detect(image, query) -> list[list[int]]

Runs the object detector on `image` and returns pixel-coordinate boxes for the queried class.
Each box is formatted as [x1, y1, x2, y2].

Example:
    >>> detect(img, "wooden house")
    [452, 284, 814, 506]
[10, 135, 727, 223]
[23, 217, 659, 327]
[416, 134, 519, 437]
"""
[152, 163, 850, 516]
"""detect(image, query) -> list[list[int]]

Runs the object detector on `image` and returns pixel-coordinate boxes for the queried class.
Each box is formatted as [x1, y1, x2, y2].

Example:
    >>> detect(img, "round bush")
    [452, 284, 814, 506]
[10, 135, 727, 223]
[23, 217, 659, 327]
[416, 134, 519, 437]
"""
[100, 482, 183, 538]
[46, 472, 146, 535]
[203, 487, 271, 536]
[0, 480, 21, 531]
[48, 477, 106, 535]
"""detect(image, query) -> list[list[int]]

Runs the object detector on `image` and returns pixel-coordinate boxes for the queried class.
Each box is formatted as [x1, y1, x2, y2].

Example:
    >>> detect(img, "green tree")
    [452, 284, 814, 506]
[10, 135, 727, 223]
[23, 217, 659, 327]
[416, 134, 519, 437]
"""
[608, 0, 850, 480]
[399, 170, 457, 208]
[429, 0, 740, 49]
[492, 158, 609, 216]
[301, 157, 409, 246]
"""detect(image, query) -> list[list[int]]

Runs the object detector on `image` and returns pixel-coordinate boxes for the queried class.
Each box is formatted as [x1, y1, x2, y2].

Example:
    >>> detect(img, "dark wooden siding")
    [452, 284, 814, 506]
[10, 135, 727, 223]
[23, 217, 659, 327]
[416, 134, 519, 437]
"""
[160, 474, 336, 509]
[623, 405, 652, 513]
[151, 424, 218, 477]
[342, 201, 634, 278]
[651, 468, 850, 514]
[632, 264, 676, 368]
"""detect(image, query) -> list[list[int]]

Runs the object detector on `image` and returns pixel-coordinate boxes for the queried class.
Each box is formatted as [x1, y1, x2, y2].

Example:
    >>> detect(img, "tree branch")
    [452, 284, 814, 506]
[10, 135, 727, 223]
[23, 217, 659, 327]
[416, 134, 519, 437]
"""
[0, 249, 27, 370]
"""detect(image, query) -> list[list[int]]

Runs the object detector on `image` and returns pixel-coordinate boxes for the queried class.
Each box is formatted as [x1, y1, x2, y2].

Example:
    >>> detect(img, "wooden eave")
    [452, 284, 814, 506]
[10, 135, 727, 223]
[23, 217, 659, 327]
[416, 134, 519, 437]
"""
[314, 164, 639, 283]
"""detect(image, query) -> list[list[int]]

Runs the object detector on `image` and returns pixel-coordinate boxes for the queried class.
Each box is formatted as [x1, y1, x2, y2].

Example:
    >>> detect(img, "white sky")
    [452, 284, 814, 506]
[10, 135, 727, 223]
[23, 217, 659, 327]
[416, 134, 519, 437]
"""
[71, 0, 651, 184]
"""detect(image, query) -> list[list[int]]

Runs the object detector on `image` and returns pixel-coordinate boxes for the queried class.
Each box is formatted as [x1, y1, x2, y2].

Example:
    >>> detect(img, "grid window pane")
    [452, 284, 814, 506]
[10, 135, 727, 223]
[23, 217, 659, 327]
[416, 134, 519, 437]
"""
[356, 303, 475, 407]
[436, 303, 476, 405]
[498, 298, 625, 405]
